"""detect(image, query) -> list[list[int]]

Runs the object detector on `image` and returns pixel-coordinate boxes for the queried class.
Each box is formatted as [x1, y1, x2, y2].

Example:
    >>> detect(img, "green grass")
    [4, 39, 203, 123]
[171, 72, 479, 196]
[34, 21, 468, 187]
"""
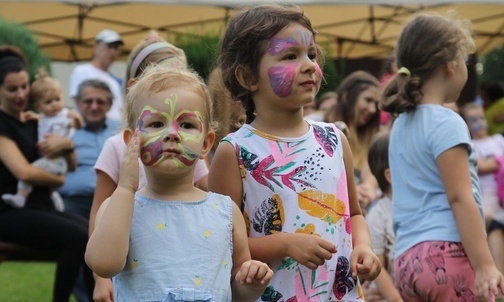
[0, 262, 77, 302]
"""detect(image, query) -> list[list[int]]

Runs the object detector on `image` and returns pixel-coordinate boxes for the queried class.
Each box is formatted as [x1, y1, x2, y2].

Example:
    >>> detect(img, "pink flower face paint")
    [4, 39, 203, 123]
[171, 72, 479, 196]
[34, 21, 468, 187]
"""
[268, 63, 298, 98]
[136, 94, 205, 167]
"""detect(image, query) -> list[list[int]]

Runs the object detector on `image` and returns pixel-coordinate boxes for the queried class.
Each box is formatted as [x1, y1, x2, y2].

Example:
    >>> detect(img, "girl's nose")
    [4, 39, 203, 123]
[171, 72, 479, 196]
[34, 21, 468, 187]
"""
[301, 55, 317, 74]
[162, 127, 181, 142]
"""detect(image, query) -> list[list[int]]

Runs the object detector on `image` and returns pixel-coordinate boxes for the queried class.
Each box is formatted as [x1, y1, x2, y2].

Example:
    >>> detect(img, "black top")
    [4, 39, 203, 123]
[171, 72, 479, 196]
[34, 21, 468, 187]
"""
[0, 110, 52, 210]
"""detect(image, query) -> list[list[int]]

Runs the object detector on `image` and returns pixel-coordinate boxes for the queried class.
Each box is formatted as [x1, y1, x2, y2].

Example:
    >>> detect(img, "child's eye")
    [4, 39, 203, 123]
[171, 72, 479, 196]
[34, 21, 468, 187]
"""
[284, 54, 296, 61]
[308, 53, 317, 61]
[149, 121, 164, 128]
[180, 122, 195, 129]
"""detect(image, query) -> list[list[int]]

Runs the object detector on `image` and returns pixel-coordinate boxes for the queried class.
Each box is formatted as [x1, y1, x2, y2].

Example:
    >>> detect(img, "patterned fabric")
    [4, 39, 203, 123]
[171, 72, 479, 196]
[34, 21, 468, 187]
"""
[113, 192, 233, 302]
[394, 241, 475, 301]
[223, 121, 364, 302]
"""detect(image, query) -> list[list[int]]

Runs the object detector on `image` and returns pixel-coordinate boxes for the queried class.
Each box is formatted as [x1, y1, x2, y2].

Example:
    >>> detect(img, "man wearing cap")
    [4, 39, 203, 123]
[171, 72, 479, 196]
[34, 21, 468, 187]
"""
[69, 29, 124, 122]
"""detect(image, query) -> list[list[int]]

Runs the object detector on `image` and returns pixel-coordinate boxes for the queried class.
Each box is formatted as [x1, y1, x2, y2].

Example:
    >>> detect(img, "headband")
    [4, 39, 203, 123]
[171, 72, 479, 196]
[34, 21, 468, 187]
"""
[129, 42, 179, 79]
[397, 67, 411, 76]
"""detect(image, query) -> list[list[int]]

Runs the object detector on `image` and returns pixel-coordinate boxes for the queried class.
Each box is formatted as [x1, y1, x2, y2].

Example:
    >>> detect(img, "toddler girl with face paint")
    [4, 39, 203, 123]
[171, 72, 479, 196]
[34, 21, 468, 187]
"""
[209, 4, 381, 301]
[461, 101, 504, 275]
[85, 65, 273, 302]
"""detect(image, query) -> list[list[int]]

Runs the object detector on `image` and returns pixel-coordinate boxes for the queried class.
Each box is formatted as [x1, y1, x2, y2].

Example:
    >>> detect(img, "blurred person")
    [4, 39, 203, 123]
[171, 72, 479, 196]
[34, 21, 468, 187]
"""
[69, 29, 124, 122]
[0, 45, 93, 302]
[325, 71, 382, 210]
[460, 101, 504, 274]
[363, 131, 402, 302]
[2, 68, 83, 211]
[305, 91, 337, 121]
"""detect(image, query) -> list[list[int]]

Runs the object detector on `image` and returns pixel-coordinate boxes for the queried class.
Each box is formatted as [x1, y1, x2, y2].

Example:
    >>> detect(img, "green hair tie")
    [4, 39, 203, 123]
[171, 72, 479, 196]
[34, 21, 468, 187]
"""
[397, 67, 411, 76]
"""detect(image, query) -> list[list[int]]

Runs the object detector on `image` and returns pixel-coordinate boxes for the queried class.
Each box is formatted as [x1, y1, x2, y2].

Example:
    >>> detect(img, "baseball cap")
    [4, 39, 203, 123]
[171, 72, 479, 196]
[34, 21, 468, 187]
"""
[95, 29, 124, 45]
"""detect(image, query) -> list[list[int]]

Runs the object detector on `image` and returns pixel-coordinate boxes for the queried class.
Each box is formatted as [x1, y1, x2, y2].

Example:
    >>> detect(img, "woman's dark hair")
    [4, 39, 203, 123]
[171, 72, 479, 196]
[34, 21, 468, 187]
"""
[219, 4, 323, 123]
[325, 71, 380, 168]
[0, 46, 28, 86]
[381, 13, 475, 115]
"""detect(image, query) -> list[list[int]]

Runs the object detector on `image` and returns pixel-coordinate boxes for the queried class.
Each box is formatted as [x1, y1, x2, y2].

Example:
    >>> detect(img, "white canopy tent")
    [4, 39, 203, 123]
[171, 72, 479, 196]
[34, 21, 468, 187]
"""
[0, 0, 503, 61]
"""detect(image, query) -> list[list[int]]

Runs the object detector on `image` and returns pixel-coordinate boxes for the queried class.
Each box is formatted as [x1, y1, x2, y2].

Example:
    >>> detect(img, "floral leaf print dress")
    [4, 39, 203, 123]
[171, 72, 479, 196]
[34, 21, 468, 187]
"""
[223, 120, 364, 302]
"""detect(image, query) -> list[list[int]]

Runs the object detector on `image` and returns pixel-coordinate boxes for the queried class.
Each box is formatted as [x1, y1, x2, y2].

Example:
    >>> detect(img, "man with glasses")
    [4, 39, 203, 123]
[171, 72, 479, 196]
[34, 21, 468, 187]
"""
[58, 79, 119, 302]
[69, 29, 124, 122]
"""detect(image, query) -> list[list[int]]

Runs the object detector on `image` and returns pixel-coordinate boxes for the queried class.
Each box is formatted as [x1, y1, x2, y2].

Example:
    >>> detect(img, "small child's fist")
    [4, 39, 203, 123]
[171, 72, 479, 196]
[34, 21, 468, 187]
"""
[235, 260, 273, 287]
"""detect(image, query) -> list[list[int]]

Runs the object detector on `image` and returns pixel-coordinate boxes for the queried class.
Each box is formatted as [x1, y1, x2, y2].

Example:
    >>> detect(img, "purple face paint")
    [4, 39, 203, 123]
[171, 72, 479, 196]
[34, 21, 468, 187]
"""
[295, 29, 314, 46]
[141, 139, 164, 166]
[268, 63, 297, 98]
[268, 37, 299, 56]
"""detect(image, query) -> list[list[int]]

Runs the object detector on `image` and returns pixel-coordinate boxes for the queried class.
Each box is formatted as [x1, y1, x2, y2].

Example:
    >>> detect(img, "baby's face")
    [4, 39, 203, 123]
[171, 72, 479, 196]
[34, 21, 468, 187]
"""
[37, 89, 64, 117]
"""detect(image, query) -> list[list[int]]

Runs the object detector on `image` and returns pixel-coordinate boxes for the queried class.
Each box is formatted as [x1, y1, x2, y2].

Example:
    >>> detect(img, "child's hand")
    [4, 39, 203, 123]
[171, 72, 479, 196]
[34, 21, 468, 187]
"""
[350, 244, 381, 282]
[235, 260, 273, 288]
[286, 233, 337, 269]
[474, 265, 504, 302]
[118, 129, 140, 193]
[22, 110, 39, 121]
[67, 109, 84, 130]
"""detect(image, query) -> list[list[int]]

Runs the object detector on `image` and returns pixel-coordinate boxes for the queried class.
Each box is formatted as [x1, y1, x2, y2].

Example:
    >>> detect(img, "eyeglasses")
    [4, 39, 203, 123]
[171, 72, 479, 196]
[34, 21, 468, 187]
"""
[80, 98, 110, 106]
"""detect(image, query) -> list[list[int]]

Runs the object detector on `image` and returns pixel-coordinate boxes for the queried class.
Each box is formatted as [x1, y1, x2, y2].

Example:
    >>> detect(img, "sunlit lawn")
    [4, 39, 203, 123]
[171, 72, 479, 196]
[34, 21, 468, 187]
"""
[0, 262, 77, 302]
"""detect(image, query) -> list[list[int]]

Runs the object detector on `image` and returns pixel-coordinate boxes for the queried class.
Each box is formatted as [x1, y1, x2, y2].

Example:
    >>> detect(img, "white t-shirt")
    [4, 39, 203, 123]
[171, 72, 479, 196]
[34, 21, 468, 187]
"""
[94, 133, 208, 189]
[38, 107, 73, 141]
[69, 64, 123, 121]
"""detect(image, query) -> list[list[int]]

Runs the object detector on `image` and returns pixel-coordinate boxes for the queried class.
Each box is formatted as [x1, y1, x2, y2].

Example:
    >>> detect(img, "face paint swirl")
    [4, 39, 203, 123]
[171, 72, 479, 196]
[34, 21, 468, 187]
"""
[137, 93, 204, 168]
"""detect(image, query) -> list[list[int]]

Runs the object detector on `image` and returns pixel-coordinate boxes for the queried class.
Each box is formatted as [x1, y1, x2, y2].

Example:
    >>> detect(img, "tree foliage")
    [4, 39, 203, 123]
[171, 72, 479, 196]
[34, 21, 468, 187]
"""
[0, 17, 51, 82]
[478, 44, 504, 84]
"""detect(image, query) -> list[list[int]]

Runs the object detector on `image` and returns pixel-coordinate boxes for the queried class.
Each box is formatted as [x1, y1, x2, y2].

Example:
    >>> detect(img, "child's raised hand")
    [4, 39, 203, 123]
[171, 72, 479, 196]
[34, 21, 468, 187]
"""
[474, 265, 504, 302]
[235, 260, 273, 288]
[286, 233, 337, 269]
[118, 129, 140, 193]
[350, 244, 381, 282]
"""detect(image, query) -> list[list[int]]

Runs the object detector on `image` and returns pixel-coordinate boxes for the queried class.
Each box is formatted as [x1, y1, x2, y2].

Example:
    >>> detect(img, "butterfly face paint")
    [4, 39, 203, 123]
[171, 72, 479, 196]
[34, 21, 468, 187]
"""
[137, 93, 205, 167]
[266, 27, 321, 98]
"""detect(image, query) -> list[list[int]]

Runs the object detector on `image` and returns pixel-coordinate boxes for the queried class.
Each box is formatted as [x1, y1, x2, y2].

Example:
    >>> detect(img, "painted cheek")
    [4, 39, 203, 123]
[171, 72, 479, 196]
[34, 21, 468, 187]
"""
[315, 64, 323, 81]
[174, 145, 200, 167]
[268, 37, 299, 56]
[140, 136, 164, 166]
[268, 63, 298, 98]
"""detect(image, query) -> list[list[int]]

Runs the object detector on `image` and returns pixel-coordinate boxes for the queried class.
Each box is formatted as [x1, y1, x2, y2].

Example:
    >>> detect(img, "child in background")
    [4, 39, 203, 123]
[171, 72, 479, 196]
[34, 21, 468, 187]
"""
[461, 101, 504, 274]
[2, 68, 82, 210]
[86, 65, 273, 301]
[381, 12, 504, 301]
[209, 4, 381, 301]
[364, 132, 402, 302]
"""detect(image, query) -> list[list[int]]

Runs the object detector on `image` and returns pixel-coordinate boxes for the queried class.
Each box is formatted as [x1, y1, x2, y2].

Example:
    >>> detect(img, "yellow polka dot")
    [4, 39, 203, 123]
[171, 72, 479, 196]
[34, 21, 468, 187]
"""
[194, 275, 201, 286]
[131, 259, 138, 269]
[156, 223, 167, 229]
[204, 230, 211, 239]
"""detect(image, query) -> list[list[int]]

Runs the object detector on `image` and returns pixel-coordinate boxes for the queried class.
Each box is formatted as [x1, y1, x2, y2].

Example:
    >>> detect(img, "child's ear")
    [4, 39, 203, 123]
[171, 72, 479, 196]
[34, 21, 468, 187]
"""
[235, 66, 259, 92]
[127, 78, 137, 88]
[384, 168, 392, 185]
[123, 128, 134, 145]
[444, 61, 456, 77]
[199, 130, 216, 160]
